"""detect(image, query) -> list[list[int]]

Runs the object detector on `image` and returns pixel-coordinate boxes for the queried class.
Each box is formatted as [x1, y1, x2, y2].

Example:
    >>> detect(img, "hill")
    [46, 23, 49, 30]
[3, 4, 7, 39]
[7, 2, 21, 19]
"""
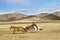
[12, 15, 46, 22]
[43, 14, 60, 20]
[36, 12, 60, 20]
[0, 13, 28, 21]
[36, 13, 49, 17]
[0, 11, 60, 23]
[52, 11, 60, 17]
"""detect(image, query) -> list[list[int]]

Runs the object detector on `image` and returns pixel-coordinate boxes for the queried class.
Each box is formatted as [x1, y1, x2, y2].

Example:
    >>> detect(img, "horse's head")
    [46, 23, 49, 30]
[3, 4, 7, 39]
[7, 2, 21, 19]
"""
[10, 26, 14, 29]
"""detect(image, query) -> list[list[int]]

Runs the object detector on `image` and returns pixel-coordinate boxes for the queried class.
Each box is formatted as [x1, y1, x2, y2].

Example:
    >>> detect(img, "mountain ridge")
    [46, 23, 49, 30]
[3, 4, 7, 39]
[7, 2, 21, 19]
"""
[0, 11, 60, 22]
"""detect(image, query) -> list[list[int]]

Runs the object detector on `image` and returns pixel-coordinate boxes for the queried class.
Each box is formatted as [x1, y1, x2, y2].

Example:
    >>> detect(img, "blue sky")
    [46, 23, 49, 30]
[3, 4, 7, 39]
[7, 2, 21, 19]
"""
[0, 0, 60, 14]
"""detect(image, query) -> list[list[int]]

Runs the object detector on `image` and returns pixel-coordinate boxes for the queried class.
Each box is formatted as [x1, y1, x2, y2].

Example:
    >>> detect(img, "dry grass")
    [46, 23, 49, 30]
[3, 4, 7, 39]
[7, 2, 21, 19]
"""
[0, 23, 60, 40]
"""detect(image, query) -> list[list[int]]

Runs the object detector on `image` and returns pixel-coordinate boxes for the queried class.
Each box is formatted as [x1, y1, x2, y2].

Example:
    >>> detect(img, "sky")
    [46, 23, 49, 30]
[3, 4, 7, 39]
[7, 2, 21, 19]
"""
[0, 0, 60, 15]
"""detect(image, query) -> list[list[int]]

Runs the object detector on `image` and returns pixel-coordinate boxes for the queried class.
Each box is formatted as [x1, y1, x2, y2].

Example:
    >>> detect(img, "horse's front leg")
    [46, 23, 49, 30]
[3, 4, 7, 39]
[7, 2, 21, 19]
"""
[13, 28, 15, 34]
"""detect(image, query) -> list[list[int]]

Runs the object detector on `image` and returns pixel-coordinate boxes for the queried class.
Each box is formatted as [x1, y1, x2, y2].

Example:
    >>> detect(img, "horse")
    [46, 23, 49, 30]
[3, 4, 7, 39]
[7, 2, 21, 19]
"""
[24, 24, 38, 32]
[10, 26, 27, 34]
[32, 22, 43, 31]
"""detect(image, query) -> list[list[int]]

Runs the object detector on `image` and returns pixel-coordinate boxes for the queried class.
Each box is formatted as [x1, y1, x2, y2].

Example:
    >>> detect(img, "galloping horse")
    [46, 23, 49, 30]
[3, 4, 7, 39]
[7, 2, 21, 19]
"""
[32, 22, 43, 31]
[10, 23, 42, 34]
[24, 24, 39, 32]
[10, 26, 27, 34]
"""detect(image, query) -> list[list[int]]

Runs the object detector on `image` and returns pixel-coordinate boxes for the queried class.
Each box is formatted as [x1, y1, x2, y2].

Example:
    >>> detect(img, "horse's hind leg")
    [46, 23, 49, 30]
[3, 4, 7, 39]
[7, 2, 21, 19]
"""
[21, 30, 25, 34]
[13, 30, 15, 34]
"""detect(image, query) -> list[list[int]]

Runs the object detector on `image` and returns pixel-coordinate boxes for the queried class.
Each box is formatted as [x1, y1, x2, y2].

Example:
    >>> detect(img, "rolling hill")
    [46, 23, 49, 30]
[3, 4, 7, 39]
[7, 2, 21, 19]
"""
[0, 13, 28, 21]
[12, 15, 45, 22]
[52, 11, 60, 17]
[35, 12, 60, 20]
[0, 11, 60, 23]
[36, 13, 49, 17]
[43, 14, 60, 20]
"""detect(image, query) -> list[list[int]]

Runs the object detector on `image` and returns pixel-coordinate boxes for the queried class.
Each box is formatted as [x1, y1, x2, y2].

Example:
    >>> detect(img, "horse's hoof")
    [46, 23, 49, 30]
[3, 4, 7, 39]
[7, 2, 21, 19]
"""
[13, 33, 15, 34]
[40, 29, 43, 30]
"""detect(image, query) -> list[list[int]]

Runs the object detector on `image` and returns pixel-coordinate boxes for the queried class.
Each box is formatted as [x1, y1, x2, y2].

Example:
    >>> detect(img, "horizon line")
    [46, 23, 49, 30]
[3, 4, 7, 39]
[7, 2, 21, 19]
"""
[0, 11, 60, 15]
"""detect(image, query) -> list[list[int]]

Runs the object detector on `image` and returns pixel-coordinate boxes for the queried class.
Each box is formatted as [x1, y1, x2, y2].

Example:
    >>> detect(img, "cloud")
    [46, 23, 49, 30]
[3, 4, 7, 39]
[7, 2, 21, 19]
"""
[5, 0, 31, 5]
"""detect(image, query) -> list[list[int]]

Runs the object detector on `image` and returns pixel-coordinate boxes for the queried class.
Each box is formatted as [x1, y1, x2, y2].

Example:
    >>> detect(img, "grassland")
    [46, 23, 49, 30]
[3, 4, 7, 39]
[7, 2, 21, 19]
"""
[0, 23, 60, 40]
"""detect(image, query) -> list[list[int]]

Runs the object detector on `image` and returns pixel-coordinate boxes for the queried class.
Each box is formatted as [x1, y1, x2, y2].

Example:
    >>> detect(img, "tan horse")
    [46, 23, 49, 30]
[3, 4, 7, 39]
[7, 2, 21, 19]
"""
[10, 26, 27, 34]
